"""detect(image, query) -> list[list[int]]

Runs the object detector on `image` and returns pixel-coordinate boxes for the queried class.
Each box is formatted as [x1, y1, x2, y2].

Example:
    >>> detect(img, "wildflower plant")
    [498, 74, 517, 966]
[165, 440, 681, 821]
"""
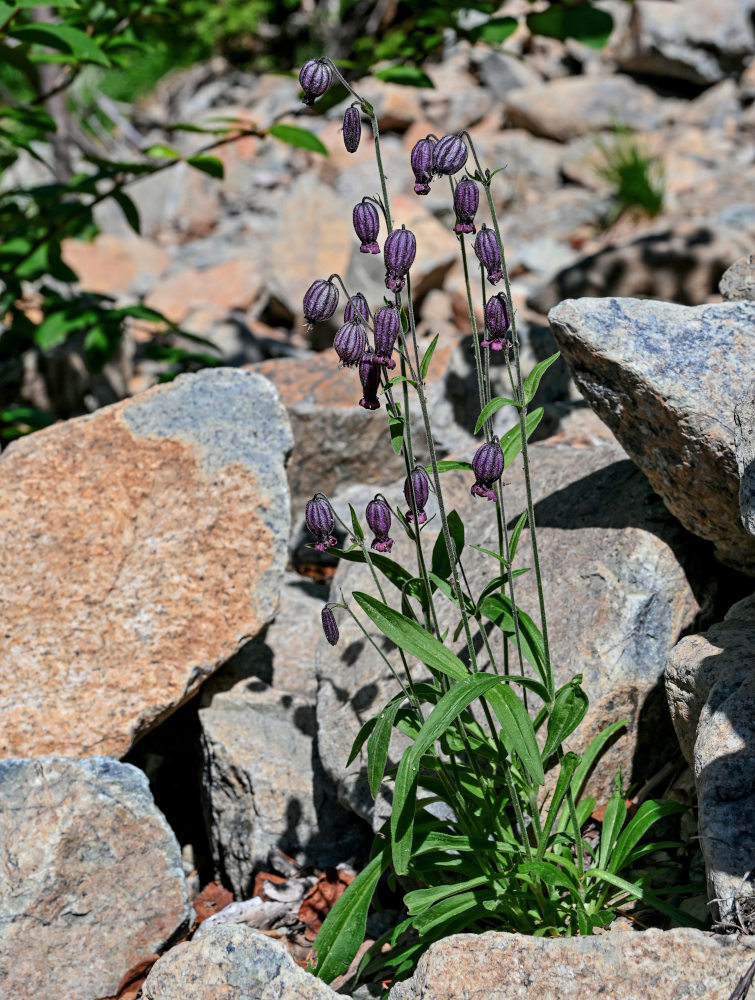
[298, 59, 697, 986]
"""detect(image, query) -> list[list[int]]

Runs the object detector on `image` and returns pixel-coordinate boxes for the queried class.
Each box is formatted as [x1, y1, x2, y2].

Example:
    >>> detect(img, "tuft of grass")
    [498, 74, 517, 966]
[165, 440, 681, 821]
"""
[594, 125, 665, 225]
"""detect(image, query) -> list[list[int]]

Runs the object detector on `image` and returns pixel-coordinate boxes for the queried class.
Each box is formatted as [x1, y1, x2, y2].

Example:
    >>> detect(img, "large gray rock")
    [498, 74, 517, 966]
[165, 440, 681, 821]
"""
[549, 297, 755, 574]
[665, 594, 755, 927]
[735, 386, 755, 535]
[615, 0, 755, 85]
[143, 922, 339, 1000]
[0, 757, 191, 1000]
[317, 438, 714, 826]
[387, 928, 755, 1000]
[0, 368, 292, 759]
[721, 254, 755, 302]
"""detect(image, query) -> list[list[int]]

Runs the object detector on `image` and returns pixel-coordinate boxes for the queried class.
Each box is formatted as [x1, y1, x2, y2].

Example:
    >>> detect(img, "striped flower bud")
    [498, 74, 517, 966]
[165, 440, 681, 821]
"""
[373, 304, 400, 370]
[474, 224, 503, 285]
[334, 320, 367, 367]
[410, 137, 436, 195]
[342, 106, 362, 154]
[321, 605, 339, 645]
[366, 495, 393, 553]
[359, 347, 381, 410]
[404, 465, 430, 524]
[453, 177, 479, 234]
[384, 225, 416, 293]
[303, 278, 339, 326]
[471, 439, 504, 501]
[353, 201, 380, 254]
[299, 58, 332, 106]
[344, 291, 370, 325]
[305, 495, 337, 550]
[481, 293, 512, 351]
[433, 134, 468, 176]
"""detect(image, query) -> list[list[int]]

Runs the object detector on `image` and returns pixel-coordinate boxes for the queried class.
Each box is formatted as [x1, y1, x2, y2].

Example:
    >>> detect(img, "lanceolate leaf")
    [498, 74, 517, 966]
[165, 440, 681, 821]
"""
[367, 697, 403, 797]
[429, 459, 473, 475]
[186, 154, 224, 178]
[484, 681, 544, 785]
[501, 407, 543, 468]
[10, 23, 110, 65]
[430, 509, 464, 580]
[375, 65, 434, 88]
[268, 123, 328, 155]
[478, 593, 547, 688]
[420, 333, 439, 381]
[522, 352, 560, 405]
[474, 395, 519, 434]
[333, 549, 414, 591]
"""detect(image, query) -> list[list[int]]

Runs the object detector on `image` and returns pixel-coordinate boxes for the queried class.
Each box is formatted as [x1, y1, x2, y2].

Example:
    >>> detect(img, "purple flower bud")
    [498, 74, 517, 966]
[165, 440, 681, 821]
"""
[453, 177, 479, 235]
[474, 224, 503, 285]
[410, 137, 436, 195]
[471, 439, 504, 501]
[334, 320, 367, 367]
[299, 58, 332, 106]
[306, 495, 337, 550]
[384, 225, 416, 293]
[342, 106, 362, 154]
[433, 134, 468, 176]
[344, 291, 370, 325]
[366, 496, 394, 553]
[303, 278, 339, 326]
[404, 465, 430, 524]
[373, 304, 400, 370]
[353, 201, 380, 254]
[359, 347, 381, 410]
[481, 293, 512, 351]
[321, 605, 339, 645]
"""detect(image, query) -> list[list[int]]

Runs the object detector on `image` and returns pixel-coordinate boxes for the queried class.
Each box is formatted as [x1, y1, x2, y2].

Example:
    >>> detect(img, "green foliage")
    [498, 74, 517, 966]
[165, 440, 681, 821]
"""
[594, 125, 666, 224]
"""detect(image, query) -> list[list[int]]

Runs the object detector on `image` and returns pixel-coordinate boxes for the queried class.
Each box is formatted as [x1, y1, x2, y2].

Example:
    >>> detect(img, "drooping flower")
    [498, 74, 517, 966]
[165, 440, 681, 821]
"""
[474, 224, 503, 285]
[299, 59, 332, 106]
[433, 134, 468, 176]
[453, 177, 479, 234]
[303, 278, 339, 326]
[333, 320, 367, 367]
[344, 291, 370, 325]
[359, 347, 381, 410]
[373, 304, 400, 370]
[404, 465, 430, 524]
[481, 293, 512, 351]
[342, 105, 362, 154]
[305, 495, 337, 550]
[321, 605, 339, 645]
[410, 137, 436, 195]
[353, 201, 380, 254]
[471, 439, 504, 501]
[366, 495, 394, 552]
[384, 225, 416, 292]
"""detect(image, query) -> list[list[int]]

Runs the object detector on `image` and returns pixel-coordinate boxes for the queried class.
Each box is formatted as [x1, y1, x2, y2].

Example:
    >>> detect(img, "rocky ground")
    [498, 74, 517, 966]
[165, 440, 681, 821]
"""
[2, 0, 755, 997]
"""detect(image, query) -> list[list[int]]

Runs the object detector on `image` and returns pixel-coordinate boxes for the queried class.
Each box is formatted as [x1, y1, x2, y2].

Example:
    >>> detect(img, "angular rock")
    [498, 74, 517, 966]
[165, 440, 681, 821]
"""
[0, 368, 292, 757]
[721, 254, 755, 302]
[665, 594, 755, 926]
[0, 757, 191, 1000]
[317, 439, 713, 826]
[735, 386, 755, 535]
[504, 75, 664, 142]
[387, 928, 755, 1000]
[143, 922, 338, 1000]
[144, 256, 264, 324]
[61, 233, 170, 298]
[548, 297, 755, 574]
[615, 0, 755, 86]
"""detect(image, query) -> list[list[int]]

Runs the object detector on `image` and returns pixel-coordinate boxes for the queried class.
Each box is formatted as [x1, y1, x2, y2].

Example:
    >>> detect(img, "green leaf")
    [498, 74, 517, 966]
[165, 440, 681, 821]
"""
[419, 333, 439, 381]
[430, 509, 464, 581]
[478, 593, 547, 688]
[508, 510, 528, 564]
[392, 674, 506, 873]
[523, 352, 560, 404]
[566, 719, 627, 808]
[537, 751, 581, 860]
[599, 786, 627, 872]
[310, 843, 391, 982]
[586, 868, 705, 929]
[9, 23, 110, 65]
[516, 858, 579, 892]
[405, 875, 488, 915]
[474, 395, 519, 434]
[268, 123, 328, 155]
[466, 15, 519, 44]
[353, 592, 468, 682]
[348, 504, 364, 544]
[143, 143, 180, 159]
[346, 716, 378, 766]
[527, 3, 613, 49]
[111, 189, 140, 234]
[367, 697, 404, 797]
[112, 304, 166, 324]
[609, 799, 685, 874]
[83, 323, 118, 372]
[542, 679, 589, 760]
[389, 412, 404, 455]
[186, 155, 224, 178]
[501, 407, 544, 468]
[333, 549, 414, 592]
[484, 681, 545, 786]
[427, 459, 473, 475]
[374, 65, 434, 88]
